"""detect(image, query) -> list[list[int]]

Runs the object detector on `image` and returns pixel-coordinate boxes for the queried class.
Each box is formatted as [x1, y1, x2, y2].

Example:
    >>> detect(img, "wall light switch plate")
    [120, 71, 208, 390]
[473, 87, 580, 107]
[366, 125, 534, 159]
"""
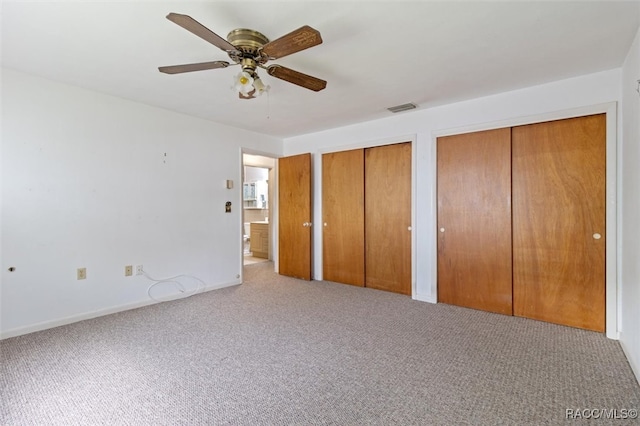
[77, 268, 87, 280]
[125, 265, 133, 276]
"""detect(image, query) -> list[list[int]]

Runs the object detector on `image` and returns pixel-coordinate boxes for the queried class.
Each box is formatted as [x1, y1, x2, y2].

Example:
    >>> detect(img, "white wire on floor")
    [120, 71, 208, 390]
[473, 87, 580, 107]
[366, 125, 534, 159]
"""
[141, 268, 207, 302]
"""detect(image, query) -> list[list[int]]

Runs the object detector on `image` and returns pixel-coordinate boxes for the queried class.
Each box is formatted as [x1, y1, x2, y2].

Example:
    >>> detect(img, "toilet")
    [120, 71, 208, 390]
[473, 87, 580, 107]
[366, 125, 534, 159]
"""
[243, 222, 250, 242]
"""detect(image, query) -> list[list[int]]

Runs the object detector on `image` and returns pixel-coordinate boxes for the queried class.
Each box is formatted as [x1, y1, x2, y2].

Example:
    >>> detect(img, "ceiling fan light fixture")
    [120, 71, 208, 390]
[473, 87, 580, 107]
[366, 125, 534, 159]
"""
[234, 71, 255, 95]
[253, 77, 270, 96]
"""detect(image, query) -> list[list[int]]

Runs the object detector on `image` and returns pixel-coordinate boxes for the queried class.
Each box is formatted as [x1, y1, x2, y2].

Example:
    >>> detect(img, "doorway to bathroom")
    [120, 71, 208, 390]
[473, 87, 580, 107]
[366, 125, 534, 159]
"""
[243, 154, 275, 266]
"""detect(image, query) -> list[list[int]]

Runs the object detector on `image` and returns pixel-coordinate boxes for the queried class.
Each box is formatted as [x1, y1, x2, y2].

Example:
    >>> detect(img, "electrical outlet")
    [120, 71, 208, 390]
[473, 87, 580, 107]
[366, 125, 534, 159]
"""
[125, 265, 133, 277]
[77, 268, 87, 280]
[136, 265, 144, 276]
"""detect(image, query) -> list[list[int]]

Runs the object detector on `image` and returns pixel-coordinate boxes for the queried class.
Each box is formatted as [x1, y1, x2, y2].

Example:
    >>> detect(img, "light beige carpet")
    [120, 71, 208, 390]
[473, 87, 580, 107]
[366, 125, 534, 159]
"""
[2, 261, 639, 425]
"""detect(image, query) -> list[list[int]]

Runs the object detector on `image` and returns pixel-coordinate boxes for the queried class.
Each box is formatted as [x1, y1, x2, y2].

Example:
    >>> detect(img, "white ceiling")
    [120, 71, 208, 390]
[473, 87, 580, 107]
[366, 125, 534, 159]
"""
[2, 1, 639, 138]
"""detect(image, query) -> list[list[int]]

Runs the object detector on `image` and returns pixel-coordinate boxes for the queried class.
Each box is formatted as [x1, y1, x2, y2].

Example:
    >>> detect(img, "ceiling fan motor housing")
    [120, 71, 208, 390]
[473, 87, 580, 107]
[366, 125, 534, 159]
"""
[227, 28, 270, 51]
[226, 29, 271, 76]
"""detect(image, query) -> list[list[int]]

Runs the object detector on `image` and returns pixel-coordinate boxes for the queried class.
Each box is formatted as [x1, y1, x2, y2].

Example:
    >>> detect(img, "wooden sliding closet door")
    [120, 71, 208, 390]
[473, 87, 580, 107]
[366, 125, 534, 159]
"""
[512, 114, 606, 332]
[437, 128, 513, 315]
[322, 149, 365, 286]
[365, 143, 412, 295]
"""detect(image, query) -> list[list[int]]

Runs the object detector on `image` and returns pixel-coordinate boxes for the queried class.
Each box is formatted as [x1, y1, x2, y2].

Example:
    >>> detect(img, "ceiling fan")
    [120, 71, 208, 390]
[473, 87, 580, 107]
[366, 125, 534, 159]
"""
[159, 13, 327, 99]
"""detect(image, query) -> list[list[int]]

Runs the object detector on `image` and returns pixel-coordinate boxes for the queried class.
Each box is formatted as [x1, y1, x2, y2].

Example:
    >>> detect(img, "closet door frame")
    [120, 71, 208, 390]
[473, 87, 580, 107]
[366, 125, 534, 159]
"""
[314, 136, 417, 297]
[431, 102, 618, 339]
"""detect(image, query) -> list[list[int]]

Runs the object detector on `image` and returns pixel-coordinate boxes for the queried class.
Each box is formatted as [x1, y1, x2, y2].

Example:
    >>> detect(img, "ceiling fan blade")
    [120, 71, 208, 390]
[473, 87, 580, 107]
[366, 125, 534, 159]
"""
[159, 61, 230, 74]
[267, 65, 327, 92]
[261, 25, 322, 59]
[166, 13, 237, 52]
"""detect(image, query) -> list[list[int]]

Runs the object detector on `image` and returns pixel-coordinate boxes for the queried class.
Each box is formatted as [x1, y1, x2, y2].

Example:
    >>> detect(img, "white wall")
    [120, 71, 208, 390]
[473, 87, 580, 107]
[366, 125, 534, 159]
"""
[1, 69, 282, 337]
[283, 69, 623, 331]
[620, 26, 640, 381]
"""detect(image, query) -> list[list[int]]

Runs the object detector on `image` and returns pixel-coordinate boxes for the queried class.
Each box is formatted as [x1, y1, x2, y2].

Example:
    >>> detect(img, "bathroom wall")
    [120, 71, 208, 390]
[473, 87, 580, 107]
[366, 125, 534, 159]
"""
[244, 209, 269, 224]
[243, 162, 273, 224]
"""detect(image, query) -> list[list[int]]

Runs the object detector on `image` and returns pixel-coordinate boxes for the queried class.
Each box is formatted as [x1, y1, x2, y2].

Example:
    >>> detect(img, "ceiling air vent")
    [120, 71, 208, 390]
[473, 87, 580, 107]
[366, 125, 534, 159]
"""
[387, 103, 417, 113]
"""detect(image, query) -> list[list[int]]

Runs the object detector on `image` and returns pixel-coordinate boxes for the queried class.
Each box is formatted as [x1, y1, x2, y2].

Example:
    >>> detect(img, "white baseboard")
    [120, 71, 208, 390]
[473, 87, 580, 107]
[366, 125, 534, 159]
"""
[619, 332, 640, 386]
[413, 293, 437, 303]
[0, 279, 241, 340]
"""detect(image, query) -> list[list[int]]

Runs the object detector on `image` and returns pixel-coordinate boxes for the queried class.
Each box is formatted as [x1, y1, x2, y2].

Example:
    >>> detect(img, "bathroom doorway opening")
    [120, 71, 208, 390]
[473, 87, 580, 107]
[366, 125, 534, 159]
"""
[243, 154, 275, 266]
